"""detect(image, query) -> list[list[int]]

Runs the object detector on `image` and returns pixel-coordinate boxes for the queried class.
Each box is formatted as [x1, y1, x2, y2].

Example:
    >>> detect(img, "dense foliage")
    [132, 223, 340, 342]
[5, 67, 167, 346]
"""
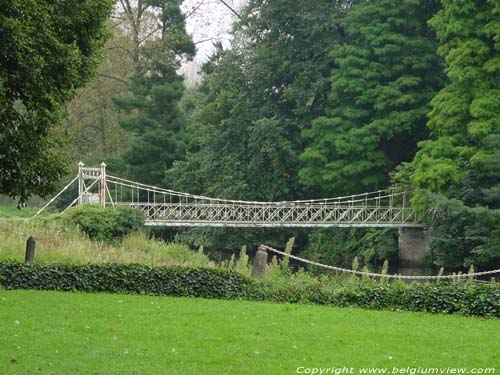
[410, 0, 500, 268]
[63, 20, 134, 162]
[63, 205, 144, 242]
[260, 275, 500, 317]
[292, 0, 443, 269]
[300, 0, 444, 195]
[168, 0, 349, 200]
[1, 261, 498, 317]
[0, 262, 254, 299]
[303, 228, 399, 270]
[6, 0, 499, 271]
[0, 0, 113, 202]
[113, 0, 195, 186]
[164, 0, 351, 250]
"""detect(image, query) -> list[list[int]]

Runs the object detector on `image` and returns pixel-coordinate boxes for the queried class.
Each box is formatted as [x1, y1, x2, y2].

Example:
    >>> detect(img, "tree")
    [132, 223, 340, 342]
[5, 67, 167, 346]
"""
[0, 0, 113, 202]
[297, 0, 444, 269]
[113, 0, 195, 186]
[168, 0, 351, 199]
[165, 0, 350, 250]
[300, 0, 444, 196]
[410, 0, 500, 268]
[63, 20, 135, 163]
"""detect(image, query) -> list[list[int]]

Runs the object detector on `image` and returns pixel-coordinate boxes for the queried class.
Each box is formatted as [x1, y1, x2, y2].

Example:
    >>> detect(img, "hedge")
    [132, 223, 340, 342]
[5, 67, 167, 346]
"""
[260, 279, 500, 317]
[1, 261, 498, 317]
[0, 261, 254, 300]
[258, 280, 500, 317]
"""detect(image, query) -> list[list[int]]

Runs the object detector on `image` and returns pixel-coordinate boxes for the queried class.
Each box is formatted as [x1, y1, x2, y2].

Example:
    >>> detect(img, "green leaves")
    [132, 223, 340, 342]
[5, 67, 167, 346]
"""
[0, 0, 113, 202]
[63, 205, 144, 243]
[0, 261, 256, 300]
[300, 0, 444, 196]
[410, 0, 500, 268]
[163, 0, 349, 249]
[1, 261, 498, 317]
[113, 0, 193, 187]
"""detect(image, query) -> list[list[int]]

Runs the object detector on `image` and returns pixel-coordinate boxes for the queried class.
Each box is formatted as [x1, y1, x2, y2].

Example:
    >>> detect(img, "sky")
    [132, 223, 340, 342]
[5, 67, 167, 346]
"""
[180, 0, 247, 85]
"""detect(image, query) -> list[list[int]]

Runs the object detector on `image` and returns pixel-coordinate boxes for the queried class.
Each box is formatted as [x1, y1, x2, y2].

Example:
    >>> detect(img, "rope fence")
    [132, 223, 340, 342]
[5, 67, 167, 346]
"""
[260, 244, 500, 280]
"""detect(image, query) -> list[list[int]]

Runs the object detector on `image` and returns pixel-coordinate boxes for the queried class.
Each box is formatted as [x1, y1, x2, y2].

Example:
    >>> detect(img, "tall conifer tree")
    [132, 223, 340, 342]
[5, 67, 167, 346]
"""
[114, 0, 195, 185]
[300, 0, 444, 196]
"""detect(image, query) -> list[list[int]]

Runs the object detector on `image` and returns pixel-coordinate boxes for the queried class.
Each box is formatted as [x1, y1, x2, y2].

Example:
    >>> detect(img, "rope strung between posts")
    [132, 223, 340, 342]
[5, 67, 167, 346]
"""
[260, 245, 500, 280]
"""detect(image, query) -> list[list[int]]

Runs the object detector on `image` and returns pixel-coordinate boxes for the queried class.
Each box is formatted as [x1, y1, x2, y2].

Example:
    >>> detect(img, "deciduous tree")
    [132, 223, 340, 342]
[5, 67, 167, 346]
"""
[411, 0, 500, 268]
[0, 0, 113, 202]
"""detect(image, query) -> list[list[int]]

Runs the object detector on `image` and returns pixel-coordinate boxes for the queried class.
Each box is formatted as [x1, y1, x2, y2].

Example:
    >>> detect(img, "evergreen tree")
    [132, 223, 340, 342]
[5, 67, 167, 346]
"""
[300, 0, 444, 196]
[114, 0, 195, 186]
[410, 0, 500, 268]
[298, 0, 444, 269]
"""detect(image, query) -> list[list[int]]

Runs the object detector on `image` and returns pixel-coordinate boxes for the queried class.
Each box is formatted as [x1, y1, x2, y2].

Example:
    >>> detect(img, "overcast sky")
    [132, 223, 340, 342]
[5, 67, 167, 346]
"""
[180, 0, 247, 84]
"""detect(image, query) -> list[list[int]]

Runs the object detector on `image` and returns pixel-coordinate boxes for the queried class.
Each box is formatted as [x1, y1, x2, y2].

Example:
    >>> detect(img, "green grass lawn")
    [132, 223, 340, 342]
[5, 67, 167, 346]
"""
[0, 291, 498, 375]
[0, 205, 37, 219]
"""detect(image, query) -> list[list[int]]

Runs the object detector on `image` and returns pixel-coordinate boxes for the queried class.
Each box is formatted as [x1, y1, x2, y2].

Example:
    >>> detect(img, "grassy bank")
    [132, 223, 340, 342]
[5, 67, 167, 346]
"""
[0, 290, 498, 374]
[0, 205, 37, 218]
[0, 218, 211, 267]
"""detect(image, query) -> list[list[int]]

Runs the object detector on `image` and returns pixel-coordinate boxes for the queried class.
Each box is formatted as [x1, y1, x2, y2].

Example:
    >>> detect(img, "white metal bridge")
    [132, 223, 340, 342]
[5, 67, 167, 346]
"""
[36, 163, 422, 228]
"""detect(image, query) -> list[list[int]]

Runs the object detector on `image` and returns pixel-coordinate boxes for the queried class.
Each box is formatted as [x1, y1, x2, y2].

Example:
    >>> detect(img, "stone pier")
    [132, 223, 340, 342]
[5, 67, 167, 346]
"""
[398, 227, 429, 264]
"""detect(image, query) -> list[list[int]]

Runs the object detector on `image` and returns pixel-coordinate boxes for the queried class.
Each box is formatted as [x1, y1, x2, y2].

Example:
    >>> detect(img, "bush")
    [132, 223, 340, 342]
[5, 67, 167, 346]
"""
[63, 205, 144, 242]
[0, 261, 254, 299]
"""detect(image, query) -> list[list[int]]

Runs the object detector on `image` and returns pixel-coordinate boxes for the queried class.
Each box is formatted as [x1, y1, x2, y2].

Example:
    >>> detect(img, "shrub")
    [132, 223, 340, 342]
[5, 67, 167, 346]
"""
[63, 205, 144, 242]
[0, 261, 254, 299]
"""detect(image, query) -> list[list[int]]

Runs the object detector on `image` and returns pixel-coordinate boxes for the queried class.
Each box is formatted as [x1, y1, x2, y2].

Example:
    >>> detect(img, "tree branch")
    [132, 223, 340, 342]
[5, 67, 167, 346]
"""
[185, 0, 207, 19]
[99, 73, 129, 86]
[217, 0, 242, 19]
[195, 37, 231, 45]
[139, 26, 163, 44]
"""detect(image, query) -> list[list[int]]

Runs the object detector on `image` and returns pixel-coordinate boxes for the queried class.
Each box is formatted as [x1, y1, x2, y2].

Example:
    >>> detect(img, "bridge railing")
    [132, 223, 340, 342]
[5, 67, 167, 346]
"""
[115, 202, 419, 227]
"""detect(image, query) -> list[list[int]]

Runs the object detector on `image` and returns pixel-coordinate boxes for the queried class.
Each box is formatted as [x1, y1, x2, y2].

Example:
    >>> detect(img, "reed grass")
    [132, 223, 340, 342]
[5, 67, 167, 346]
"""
[0, 218, 212, 267]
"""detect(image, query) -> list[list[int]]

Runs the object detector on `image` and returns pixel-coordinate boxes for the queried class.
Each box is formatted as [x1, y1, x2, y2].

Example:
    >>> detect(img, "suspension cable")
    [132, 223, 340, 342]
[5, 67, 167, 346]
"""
[107, 174, 409, 206]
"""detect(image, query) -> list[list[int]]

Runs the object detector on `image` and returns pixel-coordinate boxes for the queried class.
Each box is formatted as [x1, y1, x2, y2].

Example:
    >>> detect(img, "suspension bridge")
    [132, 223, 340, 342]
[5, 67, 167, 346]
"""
[36, 162, 423, 228]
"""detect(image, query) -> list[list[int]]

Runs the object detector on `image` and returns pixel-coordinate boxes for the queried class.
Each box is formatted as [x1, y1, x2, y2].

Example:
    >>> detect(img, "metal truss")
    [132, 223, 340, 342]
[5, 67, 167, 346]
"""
[121, 202, 422, 228]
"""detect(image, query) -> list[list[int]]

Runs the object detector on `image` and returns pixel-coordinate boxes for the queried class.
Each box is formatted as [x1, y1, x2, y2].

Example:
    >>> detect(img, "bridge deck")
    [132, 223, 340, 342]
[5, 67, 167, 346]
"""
[144, 221, 424, 228]
[119, 202, 422, 228]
